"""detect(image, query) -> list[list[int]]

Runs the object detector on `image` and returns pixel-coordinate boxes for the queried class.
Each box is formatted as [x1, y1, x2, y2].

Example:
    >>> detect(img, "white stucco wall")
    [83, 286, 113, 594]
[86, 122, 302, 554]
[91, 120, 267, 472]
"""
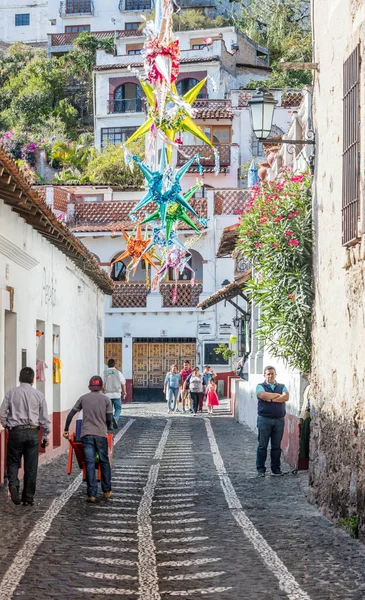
[0, 0, 48, 43]
[0, 200, 106, 418]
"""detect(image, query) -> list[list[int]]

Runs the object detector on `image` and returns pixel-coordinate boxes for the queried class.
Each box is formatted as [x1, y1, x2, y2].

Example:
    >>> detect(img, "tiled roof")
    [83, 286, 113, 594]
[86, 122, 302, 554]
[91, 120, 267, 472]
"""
[70, 199, 208, 233]
[193, 100, 233, 120]
[94, 55, 220, 71]
[197, 273, 251, 310]
[0, 146, 113, 295]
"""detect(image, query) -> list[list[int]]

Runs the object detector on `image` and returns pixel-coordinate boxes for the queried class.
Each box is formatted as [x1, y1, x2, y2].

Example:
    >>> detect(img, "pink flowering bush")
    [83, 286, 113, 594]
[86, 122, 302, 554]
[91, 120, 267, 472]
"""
[237, 170, 312, 373]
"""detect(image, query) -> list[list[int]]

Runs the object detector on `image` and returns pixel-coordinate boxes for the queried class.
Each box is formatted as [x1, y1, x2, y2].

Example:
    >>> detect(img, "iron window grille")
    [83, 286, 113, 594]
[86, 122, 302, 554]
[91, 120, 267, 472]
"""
[120, 0, 152, 9]
[101, 127, 137, 149]
[342, 44, 361, 246]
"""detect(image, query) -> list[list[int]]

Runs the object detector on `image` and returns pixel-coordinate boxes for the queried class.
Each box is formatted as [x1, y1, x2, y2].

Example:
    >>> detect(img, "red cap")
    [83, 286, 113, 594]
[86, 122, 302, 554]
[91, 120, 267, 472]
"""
[89, 375, 103, 391]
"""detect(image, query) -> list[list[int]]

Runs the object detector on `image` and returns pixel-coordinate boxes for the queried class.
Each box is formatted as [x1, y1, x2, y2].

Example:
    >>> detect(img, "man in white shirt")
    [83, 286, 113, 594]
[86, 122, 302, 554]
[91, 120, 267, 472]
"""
[104, 359, 127, 429]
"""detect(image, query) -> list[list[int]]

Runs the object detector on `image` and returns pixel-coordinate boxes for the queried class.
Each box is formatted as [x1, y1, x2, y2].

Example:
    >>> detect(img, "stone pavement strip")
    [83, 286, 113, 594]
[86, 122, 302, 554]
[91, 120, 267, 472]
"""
[0, 403, 365, 599]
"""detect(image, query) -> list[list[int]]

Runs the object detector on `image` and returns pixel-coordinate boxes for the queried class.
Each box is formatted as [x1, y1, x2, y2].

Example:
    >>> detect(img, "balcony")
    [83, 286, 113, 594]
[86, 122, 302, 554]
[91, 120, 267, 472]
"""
[160, 282, 203, 308]
[112, 282, 150, 308]
[50, 30, 144, 48]
[59, 0, 95, 17]
[108, 97, 144, 114]
[177, 145, 230, 168]
[119, 0, 154, 10]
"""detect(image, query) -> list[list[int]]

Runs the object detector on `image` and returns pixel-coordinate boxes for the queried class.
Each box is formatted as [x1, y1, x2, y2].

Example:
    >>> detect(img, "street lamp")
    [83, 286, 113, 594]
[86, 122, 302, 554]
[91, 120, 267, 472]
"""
[248, 88, 316, 174]
[247, 89, 278, 140]
[233, 316, 241, 328]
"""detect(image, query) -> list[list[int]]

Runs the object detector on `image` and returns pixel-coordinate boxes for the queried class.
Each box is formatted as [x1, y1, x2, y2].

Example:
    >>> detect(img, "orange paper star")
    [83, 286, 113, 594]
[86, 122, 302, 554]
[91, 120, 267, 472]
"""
[112, 225, 157, 276]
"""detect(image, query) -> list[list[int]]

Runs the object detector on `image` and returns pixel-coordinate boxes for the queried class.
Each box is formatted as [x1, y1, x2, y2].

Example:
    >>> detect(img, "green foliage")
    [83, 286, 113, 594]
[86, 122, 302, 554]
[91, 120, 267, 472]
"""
[214, 343, 237, 361]
[338, 516, 359, 539]
[60, 31, 115, 81]
[173, 9, 230, 31]
[51, 132, 95, 170]
[237, 170, 313, 373]
[234, 0, 312, 88]
[84, 142, 144, 188]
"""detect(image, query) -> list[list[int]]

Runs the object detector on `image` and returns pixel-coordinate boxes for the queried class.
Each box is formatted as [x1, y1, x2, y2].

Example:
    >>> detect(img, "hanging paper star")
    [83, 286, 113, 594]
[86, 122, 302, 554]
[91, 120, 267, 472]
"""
[129, 150, 204, 229]
[112, 224, 158, 277]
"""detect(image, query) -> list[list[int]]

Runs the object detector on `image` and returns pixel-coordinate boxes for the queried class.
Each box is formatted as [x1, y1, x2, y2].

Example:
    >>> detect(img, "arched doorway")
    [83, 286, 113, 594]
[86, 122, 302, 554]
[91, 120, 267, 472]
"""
[114, 82, 143, 113]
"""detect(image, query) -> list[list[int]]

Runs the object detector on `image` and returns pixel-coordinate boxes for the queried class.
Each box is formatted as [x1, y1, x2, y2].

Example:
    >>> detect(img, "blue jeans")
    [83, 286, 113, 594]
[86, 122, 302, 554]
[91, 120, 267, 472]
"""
[82, 435, 111, 498]
[111, 397, 122, 421]
[256, 416, 285, 473]
[167, 387, 179, 411]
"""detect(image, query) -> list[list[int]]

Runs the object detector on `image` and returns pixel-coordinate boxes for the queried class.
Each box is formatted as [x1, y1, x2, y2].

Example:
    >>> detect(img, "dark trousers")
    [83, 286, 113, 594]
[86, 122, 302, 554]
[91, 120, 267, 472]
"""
[82, 435, 111, 498]
[256, 416, 285, 474]
[198, 393, 204, 411]
[7, 428, 39, 502]
[190, 392, 201, 414]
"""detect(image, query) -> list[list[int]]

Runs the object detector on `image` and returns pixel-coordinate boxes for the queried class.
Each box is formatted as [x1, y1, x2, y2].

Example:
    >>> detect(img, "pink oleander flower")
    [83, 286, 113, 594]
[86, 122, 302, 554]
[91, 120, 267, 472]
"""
[274, 216, 283, 222]
[288, 293, 295, 299]
[288, 239, 299, 247]
[255, 242, 262, 248]
[284, 231, 293, 238]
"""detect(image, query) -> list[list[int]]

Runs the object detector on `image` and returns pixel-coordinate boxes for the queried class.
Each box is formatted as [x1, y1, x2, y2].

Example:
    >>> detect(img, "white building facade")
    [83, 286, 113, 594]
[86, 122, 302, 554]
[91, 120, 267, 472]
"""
[0, 148, 112, 482]
[0, 0, 48, 45]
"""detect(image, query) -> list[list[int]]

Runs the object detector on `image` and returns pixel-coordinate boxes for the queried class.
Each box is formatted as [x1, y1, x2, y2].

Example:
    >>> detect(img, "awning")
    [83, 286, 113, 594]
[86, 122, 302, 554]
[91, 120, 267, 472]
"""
[216, 223, 239, 258]
[197, 272, 251, 310]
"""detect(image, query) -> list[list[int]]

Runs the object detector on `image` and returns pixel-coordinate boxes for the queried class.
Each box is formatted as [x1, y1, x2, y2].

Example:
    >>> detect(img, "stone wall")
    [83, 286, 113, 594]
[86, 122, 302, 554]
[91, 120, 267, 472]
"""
[310, 0, 365, 538]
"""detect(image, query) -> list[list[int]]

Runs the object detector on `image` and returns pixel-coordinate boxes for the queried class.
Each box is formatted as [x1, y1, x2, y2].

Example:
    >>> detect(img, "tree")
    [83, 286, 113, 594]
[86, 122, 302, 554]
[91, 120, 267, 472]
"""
[51, 132, 95, 171]
[84, 142, 145, 188]
[234, 0, 312, 88]
[60, 31, 115, 82]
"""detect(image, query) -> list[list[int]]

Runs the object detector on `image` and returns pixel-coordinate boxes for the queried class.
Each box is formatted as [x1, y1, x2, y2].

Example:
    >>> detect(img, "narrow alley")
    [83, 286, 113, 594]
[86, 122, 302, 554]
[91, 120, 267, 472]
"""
[0, 405, 364, 600]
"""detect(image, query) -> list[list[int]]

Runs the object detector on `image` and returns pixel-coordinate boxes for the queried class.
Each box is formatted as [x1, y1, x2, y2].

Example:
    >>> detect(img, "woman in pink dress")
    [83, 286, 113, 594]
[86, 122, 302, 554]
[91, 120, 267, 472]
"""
[206, 379, 220, 414]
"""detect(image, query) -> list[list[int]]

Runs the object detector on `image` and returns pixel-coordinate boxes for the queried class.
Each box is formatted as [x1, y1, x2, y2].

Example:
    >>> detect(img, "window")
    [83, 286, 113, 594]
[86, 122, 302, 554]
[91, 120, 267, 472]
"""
[192, 44, 206, 50]
[128, 49, 142, 55]
[195, 126, 231, 145]
[111, 260, 127, 282]
[342, 44, 361, 245]
[101, 127, 137, 148]
[65, 0, 92, 14]
[125, 22, 140, 30]
[204, 343, 229, 366]
[176, 78, 205, 98]
[65, 25, 90, 33]
[83, 195, 104, 202]
[125, 0, 151, 10]
[251, 125, 283, 157]
[15, 14, 30, 26]
[111, 83, 143, 113]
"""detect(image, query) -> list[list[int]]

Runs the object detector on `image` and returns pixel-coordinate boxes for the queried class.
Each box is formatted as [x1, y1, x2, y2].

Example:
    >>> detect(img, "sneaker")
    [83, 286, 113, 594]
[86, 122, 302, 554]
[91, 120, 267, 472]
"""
[271, 471, 284, 476]
[87, 496, 97, 503]
[257, 471, 266, 477]
[22, 501, 34, 506]
[103, 491, 113, 500]
[112, 417, 118, 430]
[175, 408, 180, 413]
[9, 485, 21, 506]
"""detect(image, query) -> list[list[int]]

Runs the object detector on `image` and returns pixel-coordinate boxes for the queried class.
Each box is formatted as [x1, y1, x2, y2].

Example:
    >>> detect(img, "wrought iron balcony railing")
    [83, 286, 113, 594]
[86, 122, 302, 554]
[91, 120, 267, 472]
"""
[108, 98, 144, 114]
[59, 0, 95, 16]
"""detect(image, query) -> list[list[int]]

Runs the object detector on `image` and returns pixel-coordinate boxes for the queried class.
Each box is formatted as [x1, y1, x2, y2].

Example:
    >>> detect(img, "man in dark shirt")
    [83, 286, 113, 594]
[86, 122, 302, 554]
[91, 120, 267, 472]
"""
[0, 367, 51, 506]
[63, 375, 113, 503]
[256, 366, 289, 477]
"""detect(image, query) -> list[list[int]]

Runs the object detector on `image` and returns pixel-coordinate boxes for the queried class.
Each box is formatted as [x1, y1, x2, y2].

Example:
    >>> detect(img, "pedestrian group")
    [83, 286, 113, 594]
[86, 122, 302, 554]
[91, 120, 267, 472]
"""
[0, 360, 289, 506]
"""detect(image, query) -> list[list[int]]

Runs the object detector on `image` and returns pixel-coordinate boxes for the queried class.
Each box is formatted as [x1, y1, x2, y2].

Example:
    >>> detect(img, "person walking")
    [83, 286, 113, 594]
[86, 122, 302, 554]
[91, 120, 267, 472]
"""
[104, 359, 126, 429]
[0, 367, 51, 506]
[206, 379, 220, 415]
[63, 375, 113, 503]
[201, 365, 216, 412]
[188, 367, 205, 416]
[179, 360, 193, 413]
[164, 365, 181, 414]
[256, 366, 289, 477]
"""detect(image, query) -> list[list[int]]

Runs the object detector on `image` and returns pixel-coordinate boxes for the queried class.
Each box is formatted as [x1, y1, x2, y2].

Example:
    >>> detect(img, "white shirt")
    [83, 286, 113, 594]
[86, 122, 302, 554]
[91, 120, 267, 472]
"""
[104, 368, 126, 399]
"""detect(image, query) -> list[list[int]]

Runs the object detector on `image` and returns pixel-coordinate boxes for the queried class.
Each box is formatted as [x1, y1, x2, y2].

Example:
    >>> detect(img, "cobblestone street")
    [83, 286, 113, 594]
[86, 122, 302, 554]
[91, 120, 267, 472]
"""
[1, 403, 365, 600]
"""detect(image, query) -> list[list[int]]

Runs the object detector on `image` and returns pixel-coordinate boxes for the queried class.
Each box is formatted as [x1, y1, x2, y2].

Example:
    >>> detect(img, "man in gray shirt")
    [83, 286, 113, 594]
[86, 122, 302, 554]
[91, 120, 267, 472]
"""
[0, 367, 51, 506]
[63, 375, 113, 503]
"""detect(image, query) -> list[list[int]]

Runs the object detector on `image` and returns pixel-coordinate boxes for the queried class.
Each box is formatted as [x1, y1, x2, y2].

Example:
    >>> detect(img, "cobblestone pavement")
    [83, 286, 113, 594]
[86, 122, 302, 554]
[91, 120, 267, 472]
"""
[1, 402, 365, 599]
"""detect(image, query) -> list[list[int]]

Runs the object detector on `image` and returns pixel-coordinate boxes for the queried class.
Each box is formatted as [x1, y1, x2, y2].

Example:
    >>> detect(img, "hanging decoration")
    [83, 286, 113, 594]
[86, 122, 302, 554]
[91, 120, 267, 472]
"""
[115, 0, 217, 304]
